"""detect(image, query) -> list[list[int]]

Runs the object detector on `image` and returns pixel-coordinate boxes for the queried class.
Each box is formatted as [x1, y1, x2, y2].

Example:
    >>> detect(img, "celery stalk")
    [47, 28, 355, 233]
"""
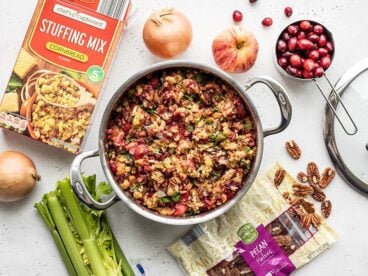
[35, 201, 77, 276]
[44, 192, 90, 276]
[112, 233, 135, 276]
[58, 179, 108, 276]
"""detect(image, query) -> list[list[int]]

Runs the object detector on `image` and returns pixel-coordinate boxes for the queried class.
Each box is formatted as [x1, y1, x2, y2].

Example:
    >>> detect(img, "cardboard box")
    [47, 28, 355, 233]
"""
[0, 0, 131, 153]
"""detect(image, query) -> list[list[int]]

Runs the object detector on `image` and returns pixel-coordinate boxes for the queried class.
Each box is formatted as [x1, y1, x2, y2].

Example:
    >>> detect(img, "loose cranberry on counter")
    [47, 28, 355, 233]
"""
[277, 40, 287, 52]
[232, 10, 243, 22]
[278, 57, 289, 68]
[303, 59, 317, 72]
[320, 55, 332, 69]
[249, 0, 257, 3]
[297, 38, 314, 50]
[262, 17, 273, 27]
[313, 24, 324, 34]
[288, 37, 297, 51]
[290, 54, 302, 67]
[284, 7, 293, 17]
[287, 25, 299, 35]
[314, 67, 325, 77]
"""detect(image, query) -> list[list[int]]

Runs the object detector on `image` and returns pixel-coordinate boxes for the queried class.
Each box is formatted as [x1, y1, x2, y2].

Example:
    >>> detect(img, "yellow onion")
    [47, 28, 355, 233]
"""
[0, 151, 40, 202]
[143, 8, 192, 59]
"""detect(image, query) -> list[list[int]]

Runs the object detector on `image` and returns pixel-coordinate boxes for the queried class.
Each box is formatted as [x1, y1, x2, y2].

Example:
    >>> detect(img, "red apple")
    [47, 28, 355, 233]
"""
[212, 26, 259, 73]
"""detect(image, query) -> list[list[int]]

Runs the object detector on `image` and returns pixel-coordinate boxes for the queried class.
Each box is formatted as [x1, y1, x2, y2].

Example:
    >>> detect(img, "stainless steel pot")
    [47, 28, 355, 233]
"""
[70, 60, 292, 225]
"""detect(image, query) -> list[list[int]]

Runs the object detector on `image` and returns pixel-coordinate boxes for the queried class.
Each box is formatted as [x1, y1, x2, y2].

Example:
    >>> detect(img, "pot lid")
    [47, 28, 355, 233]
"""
[324, 58, 368, 195]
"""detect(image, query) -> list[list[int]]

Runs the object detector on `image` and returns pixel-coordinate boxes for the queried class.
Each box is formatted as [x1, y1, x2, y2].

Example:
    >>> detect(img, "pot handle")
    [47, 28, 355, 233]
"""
[244, 76, 292, 137]
[70, 149, 119, 210]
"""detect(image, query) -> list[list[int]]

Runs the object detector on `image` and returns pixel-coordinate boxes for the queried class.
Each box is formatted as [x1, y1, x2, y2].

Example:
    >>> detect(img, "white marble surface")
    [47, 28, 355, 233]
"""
[1, 0, 368, 275]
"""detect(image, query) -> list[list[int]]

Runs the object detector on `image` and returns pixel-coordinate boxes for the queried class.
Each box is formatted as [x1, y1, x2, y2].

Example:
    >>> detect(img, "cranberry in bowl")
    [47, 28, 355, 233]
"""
[275, 20, 335, 80]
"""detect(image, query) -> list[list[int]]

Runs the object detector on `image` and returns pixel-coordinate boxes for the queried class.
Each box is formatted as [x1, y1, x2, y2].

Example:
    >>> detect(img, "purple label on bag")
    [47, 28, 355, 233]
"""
[235, 224, 296, 276]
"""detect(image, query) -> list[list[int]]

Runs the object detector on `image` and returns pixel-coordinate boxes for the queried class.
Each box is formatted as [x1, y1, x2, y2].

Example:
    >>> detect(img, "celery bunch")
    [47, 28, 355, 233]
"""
[35, 175, 135, 276]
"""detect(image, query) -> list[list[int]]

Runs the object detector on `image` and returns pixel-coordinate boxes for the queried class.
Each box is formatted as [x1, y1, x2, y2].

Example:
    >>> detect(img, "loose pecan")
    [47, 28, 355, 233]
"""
[307, 162, 320, 185]
[285, 140, 302, 159]
[274, 169, 286, 187]
[292, 183, 314, 197]
[301, 213, 313, 229]
[282, 192, 290, 200]
[297, 171, 308, 183]
[287, 206, 304, 219]
[310, 213, 322, 229]
[320, 167, 336, 189]
[321, 200, 332, 218]
[300, 199, 315, 214]
[310, 183, 326, 202]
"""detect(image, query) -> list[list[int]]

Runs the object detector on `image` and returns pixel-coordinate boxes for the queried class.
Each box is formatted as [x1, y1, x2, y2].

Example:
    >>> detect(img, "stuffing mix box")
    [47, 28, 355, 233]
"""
[0, 0, 131, 153]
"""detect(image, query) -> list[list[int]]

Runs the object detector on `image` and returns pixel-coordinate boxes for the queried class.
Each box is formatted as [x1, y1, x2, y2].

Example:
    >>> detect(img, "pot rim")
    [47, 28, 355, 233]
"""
[98, 60, 264, 225]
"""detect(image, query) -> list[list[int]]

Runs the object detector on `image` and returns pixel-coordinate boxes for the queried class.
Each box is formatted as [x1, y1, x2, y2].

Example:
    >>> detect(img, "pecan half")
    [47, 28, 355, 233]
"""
[321, 199, 332, 218]
[297, 171, 308, 183]
[282, 192, 290, 200]
[287, 206, 304, 219]
[274, 169, 286, 187]
[285, 140, 302, 159]
[292, 183, 314, 197]
[300, 199, 315, 214]
[310, 213, 322, 229]
[301, 213, 321, 229]
[307, 162, 320, 185]
[320, 167, 336, 189]
[310, 183, 326, 202]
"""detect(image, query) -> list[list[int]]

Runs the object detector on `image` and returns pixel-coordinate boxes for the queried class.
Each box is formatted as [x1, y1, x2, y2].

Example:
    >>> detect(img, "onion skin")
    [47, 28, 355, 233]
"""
[143, 8, 192, 59]
[0, 151, 40, 202]
[212, 27, 259, 73]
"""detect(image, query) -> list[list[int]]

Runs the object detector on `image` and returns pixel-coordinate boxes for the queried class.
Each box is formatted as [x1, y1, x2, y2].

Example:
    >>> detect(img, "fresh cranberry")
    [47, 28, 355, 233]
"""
[303, 59, 316, 72]
[296, 70, 303, 78]
[303, 70, 314, 79]
[288, 37, 297, 51]
[320, 55, 332, 69]
[287, 25, 299, 35]
[314, 67, 325, 77]
[290, 54, 302, 67]
[326, 41, 334, 52]
[297, 31, 306, 40]
[286, 65, 298, 76]
[318, 47, 329, 57]
[282, 51, 293, 59]
[300, 20, 312, 31]
[284, 7, 293, 17]
[249, 0, 257, 3]
[262, 17, 273, 27]
[318, 34, 327, 47]
[297, 38, 314, 50]
[278, 57, 289, 68]
[313, 24, 324, 34]
[307, 32, 319, 43]
[232, 10, 243, 22]
[308, 50, 320, 61]
[282, 32, 291, 41]
[277, 40, 287, 52]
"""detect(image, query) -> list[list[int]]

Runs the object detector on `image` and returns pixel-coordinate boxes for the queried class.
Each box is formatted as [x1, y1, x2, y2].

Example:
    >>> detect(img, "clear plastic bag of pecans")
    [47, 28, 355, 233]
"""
[168, 163, 338, 276]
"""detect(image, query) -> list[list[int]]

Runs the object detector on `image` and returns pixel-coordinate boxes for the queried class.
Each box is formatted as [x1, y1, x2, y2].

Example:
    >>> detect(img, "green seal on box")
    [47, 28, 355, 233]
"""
[87, 65, 104, 83]
[237, 223, 258, 244]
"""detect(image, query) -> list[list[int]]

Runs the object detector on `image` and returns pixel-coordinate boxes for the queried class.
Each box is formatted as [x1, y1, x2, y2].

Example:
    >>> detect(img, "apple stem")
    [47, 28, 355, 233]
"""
[237, 40, 245, 49]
